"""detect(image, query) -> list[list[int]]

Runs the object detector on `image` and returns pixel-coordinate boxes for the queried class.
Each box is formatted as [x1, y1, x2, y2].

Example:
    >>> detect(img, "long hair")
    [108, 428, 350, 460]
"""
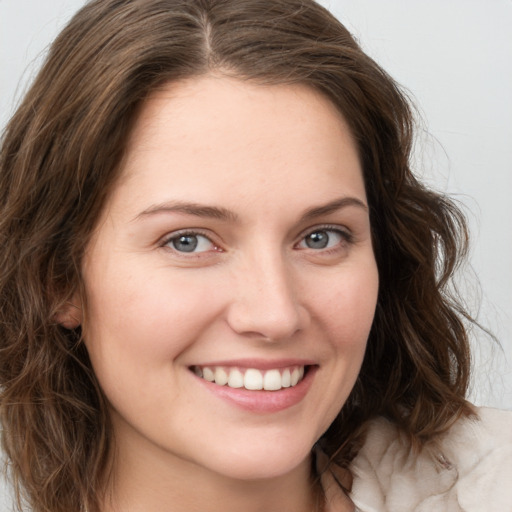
[0, 1, 472, 510]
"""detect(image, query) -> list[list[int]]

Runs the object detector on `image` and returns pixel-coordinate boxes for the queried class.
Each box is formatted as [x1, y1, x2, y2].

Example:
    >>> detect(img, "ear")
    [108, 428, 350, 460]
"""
[54, 294, 83, 329]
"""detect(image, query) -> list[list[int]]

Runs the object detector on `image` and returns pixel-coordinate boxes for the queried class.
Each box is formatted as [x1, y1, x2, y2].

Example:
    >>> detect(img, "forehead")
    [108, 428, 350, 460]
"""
[111, 75, 365, 217]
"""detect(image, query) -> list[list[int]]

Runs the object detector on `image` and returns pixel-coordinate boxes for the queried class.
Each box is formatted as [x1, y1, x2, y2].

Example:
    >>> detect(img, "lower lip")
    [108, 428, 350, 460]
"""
[193, 366, 317, 413]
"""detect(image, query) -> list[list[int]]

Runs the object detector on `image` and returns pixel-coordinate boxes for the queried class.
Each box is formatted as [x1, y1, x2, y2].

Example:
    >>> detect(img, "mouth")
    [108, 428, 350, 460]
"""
[190, 365, 308, 391]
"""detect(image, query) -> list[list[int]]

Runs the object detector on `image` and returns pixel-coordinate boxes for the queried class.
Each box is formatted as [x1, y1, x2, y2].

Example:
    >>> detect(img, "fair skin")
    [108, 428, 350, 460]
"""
[66, 76, 379, 512]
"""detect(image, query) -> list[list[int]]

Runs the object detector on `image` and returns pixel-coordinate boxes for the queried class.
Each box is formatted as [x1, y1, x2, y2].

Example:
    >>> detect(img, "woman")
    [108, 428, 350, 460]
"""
[0, 1, 510, 511]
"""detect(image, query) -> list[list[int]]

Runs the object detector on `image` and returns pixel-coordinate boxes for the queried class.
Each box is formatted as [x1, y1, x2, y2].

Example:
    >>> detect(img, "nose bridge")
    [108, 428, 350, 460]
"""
[227, 243, 306, 340]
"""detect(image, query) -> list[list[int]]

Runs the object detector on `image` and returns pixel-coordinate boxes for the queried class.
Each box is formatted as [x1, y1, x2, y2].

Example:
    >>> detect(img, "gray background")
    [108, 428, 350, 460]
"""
[1, 0, 511, 509]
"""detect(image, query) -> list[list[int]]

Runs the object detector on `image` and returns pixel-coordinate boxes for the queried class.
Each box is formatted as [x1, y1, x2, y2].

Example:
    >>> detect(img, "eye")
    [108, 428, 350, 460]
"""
[297, 228, 349, 250]
[165, 232, 216, 253]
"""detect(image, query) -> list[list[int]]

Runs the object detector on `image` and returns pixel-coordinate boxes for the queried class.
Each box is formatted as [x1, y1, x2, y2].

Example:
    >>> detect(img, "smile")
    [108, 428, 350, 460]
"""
[191, 365, 306, 391]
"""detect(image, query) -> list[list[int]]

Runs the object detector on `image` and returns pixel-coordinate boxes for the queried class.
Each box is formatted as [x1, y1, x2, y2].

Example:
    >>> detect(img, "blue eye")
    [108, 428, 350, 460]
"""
[166, 233, 215, 253]
[298, 229, 346, 250]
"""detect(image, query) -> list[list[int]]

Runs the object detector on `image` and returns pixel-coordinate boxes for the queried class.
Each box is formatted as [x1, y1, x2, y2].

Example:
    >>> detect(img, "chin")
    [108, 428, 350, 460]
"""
[201, 438, 313, 481]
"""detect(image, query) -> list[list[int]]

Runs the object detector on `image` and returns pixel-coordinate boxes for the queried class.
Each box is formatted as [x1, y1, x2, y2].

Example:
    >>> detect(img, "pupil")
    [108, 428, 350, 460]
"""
[306, 231, 328, 249]
[174, 235, 198, 252]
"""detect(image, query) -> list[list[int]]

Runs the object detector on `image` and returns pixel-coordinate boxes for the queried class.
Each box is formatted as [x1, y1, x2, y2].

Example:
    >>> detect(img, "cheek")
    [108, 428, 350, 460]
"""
[80, 268, 227, 426]
[312, 261, 379, 344]
[306, 261, 378, 414]
[81, 265, 223, 376]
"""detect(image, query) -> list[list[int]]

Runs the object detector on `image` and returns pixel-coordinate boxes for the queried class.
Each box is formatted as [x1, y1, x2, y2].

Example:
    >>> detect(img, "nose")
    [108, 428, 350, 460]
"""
[226, 251, 310, 342]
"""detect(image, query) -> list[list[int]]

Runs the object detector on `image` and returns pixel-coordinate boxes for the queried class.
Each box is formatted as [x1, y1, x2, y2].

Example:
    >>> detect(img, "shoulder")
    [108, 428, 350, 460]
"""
[348, 407, 512, 512]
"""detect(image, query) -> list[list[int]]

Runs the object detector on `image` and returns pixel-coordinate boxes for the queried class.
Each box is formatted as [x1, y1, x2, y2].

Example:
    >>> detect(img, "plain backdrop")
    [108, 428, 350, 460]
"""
[1, 0, 511, 509]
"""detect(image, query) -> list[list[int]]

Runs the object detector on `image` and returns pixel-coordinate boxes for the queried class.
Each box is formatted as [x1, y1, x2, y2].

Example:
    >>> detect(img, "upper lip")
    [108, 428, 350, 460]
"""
[190, 358, 316, 370]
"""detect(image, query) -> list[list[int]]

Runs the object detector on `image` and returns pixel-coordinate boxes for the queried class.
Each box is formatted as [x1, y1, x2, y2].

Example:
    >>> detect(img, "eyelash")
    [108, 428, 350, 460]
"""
[160, 229, 220, 256]
[296, 225, 354, 253]
[159, 224, 354, 256]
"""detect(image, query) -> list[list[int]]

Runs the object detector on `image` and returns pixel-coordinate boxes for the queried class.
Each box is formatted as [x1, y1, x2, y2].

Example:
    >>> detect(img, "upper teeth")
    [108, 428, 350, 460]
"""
[193, 366, 305, 391]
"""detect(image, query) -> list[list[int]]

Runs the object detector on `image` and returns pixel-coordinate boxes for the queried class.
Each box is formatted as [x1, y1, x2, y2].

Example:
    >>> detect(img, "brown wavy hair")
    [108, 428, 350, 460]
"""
[0, 0, 473, 511]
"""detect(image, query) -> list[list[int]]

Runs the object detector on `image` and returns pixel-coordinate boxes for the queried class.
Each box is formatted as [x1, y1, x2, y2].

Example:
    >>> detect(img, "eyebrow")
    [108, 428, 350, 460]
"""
[133, 196, 368, 223]
[133, 201, 239, 222]
[299, 196, 368, 222]
[301, 196, 368, 222]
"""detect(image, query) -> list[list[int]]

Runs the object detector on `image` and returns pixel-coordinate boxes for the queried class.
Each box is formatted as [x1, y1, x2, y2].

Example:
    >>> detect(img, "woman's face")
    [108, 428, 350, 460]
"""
[78, 76, 379, 481]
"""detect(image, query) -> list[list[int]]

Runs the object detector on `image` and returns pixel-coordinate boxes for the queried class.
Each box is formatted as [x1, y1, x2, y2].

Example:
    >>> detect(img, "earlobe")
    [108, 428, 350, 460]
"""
[55, 296, 83, 329]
